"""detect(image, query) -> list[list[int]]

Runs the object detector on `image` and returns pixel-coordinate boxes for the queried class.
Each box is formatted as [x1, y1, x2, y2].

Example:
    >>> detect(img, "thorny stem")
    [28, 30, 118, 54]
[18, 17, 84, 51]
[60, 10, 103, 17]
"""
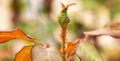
[61, 26, 67, 61]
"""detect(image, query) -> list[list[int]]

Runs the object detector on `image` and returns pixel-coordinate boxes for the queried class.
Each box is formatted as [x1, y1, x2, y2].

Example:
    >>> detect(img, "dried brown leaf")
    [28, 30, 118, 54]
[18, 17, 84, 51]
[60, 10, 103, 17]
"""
[31, 43, 63, 61]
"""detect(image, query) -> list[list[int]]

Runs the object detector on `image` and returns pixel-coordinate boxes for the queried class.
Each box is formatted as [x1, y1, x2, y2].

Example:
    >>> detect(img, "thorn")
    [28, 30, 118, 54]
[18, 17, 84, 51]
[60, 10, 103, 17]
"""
[45, 43, 50, 48]
[75, 39, 81, 44]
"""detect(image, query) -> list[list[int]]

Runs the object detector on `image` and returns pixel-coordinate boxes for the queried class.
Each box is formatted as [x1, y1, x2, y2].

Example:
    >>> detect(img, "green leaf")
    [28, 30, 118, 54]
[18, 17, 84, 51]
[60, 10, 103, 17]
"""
[76, 41, 103, 61]
[72, 55, 81, 61]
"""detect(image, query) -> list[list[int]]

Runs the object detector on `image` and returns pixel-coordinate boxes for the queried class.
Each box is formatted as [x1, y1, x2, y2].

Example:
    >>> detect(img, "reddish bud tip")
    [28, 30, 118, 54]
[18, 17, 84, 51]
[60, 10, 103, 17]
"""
[60, 2, 66, 9]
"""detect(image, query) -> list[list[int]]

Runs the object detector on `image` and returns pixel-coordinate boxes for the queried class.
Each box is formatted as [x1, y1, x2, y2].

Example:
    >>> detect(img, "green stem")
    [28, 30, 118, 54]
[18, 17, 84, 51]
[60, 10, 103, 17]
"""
[61, 27, 67, 61]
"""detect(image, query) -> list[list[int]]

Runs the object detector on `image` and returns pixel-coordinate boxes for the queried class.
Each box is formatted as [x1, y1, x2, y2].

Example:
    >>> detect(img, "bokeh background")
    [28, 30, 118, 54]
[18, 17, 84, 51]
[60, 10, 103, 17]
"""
[0, 0, 120, 61]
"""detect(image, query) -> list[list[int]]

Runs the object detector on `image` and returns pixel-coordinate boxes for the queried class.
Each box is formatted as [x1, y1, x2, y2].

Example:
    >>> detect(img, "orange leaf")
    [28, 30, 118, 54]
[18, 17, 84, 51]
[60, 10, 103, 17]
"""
[15, 45, 33, 61]
[0, 28, 35, 43]
[66, 42, 76, 55]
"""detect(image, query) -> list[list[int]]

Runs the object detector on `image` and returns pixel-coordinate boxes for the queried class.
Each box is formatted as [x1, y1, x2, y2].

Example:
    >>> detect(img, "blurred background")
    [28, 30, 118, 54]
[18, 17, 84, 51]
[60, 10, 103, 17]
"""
[0, 0, 120, 61]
